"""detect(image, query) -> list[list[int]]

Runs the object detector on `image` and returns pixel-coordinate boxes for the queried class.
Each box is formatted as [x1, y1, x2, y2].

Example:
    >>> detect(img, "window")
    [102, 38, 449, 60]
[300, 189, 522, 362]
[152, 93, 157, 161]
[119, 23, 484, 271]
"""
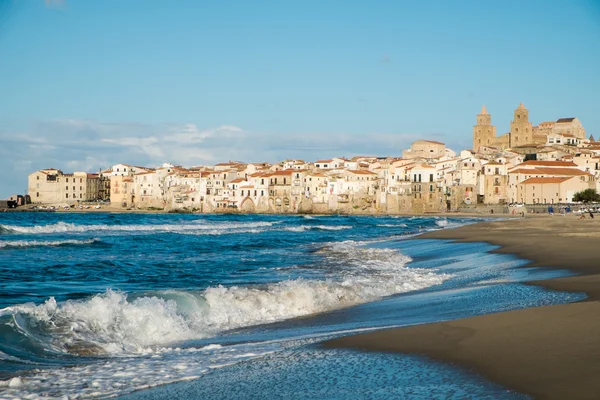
[80, 178, 83, 183]
[80, 186, 83, 190]
[36, 192, 39, 197]
[429, 174, 433, 182]
[37, 176, 39, 180]
[66, 193, 69, 198]
[80, 194, 82, 199]
[65, 185, 68, 190]
[73, 186, 75, 191]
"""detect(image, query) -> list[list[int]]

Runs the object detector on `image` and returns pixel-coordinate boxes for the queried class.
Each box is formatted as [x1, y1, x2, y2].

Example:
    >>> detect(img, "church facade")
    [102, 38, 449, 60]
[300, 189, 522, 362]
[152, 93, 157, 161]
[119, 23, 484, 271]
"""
[473, 103, 586, 153]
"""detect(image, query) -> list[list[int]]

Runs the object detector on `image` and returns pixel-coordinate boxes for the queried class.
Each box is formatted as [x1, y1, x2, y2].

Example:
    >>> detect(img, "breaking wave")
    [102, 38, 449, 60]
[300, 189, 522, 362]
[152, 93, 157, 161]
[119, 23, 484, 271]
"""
[435, 218, 449, 227]
[282, 225, 352, 232]
[0, 238, 100, 249]
[376, 223, 408, 228]
[1, 242, 449, 356]
[0, 221, 277, 235]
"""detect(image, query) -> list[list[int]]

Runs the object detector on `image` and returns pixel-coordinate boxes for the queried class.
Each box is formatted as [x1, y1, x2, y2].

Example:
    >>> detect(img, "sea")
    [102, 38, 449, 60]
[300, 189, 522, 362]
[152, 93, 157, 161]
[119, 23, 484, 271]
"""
[0, 212, 585, 399]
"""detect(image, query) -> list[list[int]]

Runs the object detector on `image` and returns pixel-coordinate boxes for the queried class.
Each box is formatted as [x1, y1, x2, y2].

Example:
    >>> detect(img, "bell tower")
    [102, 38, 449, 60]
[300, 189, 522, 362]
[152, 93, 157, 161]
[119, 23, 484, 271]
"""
[510, 102, 533, 147]
[473, 105, 496, 153]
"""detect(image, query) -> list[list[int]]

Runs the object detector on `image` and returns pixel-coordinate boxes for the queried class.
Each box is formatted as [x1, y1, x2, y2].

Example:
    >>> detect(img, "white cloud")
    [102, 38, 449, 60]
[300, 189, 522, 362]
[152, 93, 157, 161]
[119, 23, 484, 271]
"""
[0, 118, 445, 198]
[102, 137, 159, 147]
[163, 124, 243, 144]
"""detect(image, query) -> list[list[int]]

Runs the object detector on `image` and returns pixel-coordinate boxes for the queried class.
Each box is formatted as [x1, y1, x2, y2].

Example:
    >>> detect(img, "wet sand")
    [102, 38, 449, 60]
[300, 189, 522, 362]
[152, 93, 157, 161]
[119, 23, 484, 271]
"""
[324, 214, 600, 400]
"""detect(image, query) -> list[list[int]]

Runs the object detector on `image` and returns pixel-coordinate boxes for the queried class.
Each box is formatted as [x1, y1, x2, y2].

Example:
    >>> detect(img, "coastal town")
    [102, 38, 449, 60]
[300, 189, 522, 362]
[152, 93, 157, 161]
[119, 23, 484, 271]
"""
[18, 103, 600, 214]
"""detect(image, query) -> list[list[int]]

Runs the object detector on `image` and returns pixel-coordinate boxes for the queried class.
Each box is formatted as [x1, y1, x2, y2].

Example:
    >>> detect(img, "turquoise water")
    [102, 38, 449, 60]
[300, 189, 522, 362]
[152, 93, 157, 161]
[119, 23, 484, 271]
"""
[0, 213, 584, 399]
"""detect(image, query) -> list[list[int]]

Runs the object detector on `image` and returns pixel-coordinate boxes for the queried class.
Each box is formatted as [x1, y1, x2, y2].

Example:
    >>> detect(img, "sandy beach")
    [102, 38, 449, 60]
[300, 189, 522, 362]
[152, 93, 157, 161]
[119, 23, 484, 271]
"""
[324, 214, 600, 400]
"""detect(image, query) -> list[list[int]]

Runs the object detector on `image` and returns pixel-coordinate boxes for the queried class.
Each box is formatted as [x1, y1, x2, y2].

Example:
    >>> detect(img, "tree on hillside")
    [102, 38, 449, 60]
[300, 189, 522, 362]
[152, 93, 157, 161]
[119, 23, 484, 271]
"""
[573, 188, 600, 203]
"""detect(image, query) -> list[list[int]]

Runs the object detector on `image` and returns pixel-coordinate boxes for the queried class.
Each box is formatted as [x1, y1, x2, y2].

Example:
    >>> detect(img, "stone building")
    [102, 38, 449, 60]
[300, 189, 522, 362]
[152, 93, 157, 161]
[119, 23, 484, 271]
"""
[510, 103, 534, 147]
[473, 103, 586, 153]
[28, 169, 102, 204]
[517, 176, 590, 204]
[552, 118, 586, 139]
[473, 106, 509, 152]
[110, 175, 134, 208]
[402, 140, 448, 160]
[482, 161, 509, 204]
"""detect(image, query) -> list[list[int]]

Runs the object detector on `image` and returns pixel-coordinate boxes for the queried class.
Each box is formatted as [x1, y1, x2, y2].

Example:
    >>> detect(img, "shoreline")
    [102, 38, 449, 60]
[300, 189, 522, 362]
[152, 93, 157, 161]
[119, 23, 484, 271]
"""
[323, 214, 600, 399]
[3, 205, 525, 219]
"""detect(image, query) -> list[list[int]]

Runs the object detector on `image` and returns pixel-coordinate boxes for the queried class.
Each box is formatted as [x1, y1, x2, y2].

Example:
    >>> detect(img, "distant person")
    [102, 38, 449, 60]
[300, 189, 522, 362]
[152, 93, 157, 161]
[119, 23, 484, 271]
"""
[579, 213, 586, 220]
[590, 211, 594, 219]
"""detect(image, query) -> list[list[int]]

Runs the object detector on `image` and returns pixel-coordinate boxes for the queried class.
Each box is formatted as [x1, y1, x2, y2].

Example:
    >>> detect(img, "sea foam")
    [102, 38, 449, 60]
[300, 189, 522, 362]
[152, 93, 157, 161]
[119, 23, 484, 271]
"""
[0, 238, 99, 249]
[3, 241, 448, 356]
[0, 221, 276, 235]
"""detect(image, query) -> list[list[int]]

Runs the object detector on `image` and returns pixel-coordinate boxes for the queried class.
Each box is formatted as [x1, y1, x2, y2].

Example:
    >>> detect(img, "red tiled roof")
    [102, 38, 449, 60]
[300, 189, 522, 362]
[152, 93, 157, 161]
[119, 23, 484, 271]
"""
[347, 170, 377, 175]
[520, 177, 572, 184]
[520, 160, 578, 167]
[271, 170, 293, 176]
[533, 167, 592, 176]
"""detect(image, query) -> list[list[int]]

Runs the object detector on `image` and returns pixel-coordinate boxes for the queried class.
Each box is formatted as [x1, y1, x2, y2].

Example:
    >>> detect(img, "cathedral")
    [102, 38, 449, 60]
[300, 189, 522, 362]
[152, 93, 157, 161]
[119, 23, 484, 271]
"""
[473, 103, 586, 153]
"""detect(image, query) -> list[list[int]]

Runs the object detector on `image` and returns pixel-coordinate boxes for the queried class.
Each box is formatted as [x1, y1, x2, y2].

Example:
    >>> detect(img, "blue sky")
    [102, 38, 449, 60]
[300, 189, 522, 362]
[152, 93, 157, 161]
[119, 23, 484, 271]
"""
[0, 0, 599, 197]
